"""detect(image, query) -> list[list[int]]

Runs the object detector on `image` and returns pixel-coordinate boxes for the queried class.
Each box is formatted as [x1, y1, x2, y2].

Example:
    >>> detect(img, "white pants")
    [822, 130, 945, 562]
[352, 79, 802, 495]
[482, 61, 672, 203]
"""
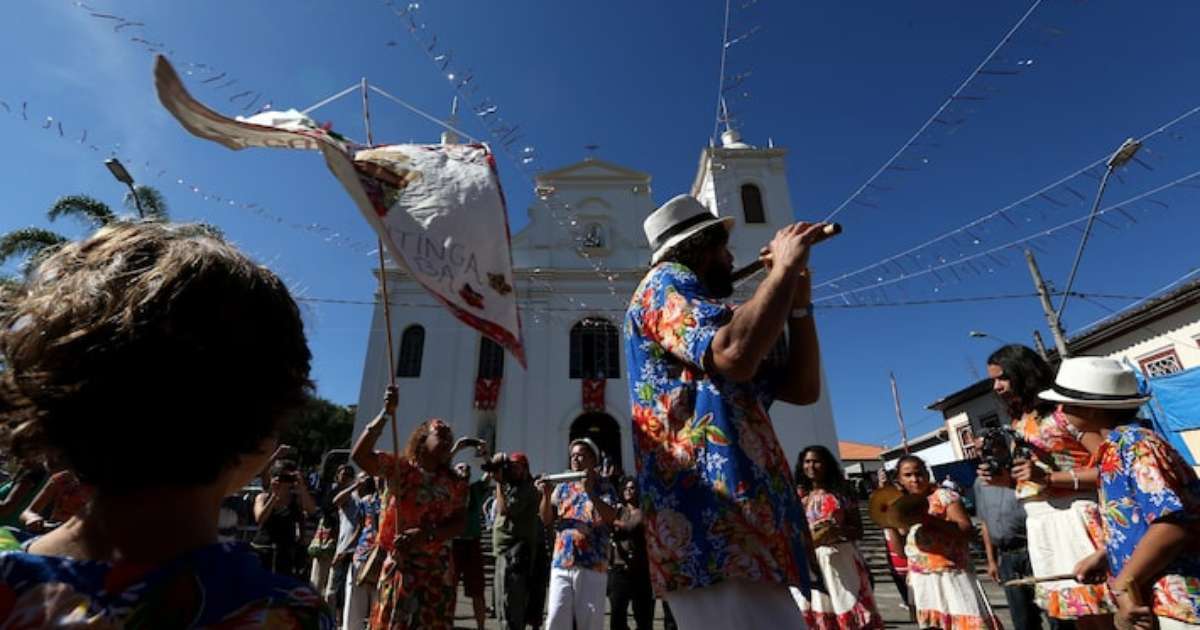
[310, 555, 330, 592]
[546, 566, 607, 630]
[342, 568, 377, 630]
[665, 579, 808, 630]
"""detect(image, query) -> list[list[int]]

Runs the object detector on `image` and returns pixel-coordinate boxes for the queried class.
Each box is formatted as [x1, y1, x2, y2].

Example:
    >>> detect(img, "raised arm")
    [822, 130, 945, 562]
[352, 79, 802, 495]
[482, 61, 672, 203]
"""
[352, 386, 398, 477]
[19, 473, 63, 532]
[294, 475, 318, 516]
[253, 479, 282, 526]
[777, 271, 821, 405]
[333, 480, 359, 508]
[707, 223, 823, 382]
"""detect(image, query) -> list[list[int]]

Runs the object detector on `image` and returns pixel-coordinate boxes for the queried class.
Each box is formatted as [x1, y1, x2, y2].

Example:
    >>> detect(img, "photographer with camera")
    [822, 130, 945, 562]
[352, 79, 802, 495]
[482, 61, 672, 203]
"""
[253, 458, 317, 577]
[979, 345, 1112, 629]
[487, 451, 540, 630]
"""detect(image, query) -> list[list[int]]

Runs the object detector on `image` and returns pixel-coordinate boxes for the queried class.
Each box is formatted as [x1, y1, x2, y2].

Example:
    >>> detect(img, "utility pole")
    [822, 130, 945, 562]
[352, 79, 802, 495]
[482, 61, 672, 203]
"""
[1024, 249, 1070, 358]
[889, 372, 910, 454]
[1032, 330, 1049, 361]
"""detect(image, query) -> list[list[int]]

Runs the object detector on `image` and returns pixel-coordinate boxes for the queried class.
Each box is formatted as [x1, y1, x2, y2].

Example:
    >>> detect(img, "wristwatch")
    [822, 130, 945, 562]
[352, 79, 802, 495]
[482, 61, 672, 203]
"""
[790, 304, 813, 320]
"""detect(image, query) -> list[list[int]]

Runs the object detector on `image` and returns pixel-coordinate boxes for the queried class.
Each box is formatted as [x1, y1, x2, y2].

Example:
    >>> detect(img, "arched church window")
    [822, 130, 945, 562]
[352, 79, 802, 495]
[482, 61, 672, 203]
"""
[396, 325, 425, 378]
[570, 318, 620, 379]
[741, 183, 766, 224]
[478, 336, 505, 380]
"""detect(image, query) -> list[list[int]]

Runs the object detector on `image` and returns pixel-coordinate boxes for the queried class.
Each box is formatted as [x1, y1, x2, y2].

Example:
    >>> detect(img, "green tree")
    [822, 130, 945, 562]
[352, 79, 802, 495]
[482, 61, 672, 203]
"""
[280, 395, 356, 469]
[0, 185, 178, 286]
[124, 185, 170, 221]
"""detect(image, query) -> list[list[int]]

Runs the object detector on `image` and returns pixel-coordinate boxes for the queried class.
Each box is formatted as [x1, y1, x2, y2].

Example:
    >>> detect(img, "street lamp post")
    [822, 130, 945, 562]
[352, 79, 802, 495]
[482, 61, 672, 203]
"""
[968, 330, 1011, 344]
[1056, 137, 1142, 327]
[104, 158, 144, 219]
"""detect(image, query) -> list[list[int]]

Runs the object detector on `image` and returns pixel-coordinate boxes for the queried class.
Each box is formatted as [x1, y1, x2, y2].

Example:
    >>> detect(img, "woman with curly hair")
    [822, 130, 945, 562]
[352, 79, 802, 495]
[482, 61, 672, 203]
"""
[352, 389, 482, 630]
[790, 445, 883, 629]
[0, 222, 331, 627]
[980, 345, 1113, 627]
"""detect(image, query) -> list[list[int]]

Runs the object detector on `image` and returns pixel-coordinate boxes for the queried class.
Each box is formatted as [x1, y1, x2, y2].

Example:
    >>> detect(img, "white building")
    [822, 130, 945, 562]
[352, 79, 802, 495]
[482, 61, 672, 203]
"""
[352, 130, 840, 475]
[927, 278, 1200, 469]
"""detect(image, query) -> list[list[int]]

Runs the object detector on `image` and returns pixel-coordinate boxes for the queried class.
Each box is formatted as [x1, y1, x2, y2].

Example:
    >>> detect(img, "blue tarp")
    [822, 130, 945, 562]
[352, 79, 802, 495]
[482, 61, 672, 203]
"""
[1133, 363, 1200, 466]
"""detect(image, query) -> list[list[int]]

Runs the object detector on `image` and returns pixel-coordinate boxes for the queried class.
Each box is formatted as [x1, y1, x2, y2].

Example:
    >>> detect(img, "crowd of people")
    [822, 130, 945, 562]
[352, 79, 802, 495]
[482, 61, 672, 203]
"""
[0, 198, 1197, 630]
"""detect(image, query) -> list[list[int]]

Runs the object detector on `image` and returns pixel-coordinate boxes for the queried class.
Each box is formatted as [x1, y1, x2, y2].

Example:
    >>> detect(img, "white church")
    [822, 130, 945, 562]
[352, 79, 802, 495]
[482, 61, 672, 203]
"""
[352, 129, 840, 475]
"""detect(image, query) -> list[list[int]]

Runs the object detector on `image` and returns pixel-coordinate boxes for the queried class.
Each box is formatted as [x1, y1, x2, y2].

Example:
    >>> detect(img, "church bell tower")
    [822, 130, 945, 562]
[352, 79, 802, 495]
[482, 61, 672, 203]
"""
[691, 128, 798, 270]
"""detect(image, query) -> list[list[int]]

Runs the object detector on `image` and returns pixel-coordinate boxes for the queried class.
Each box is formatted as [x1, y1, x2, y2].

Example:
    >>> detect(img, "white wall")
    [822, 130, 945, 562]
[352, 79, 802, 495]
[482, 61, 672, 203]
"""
[884, 441, 957, 470]
[354, 153, 841, 478]
[1079, 305, 1200, 372]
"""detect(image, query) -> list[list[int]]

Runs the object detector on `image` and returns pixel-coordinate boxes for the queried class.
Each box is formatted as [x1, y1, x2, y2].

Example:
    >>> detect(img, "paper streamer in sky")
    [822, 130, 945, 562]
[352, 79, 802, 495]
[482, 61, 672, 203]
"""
[153, 56, 525, 367]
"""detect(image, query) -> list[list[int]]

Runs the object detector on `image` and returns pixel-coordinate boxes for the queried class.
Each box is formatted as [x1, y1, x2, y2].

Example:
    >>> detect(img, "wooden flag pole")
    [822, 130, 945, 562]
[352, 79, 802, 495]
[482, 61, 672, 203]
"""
[362, 77, 400, 460]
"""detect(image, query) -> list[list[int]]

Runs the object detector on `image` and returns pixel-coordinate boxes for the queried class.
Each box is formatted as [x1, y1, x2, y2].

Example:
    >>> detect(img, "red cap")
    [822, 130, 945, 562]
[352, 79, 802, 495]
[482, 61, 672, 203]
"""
[509, 452, 529, 468]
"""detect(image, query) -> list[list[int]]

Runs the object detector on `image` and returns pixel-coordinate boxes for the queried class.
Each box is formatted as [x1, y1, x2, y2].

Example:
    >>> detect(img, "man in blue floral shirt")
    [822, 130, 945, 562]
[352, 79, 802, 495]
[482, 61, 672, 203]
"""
[538, 437, 618, 630]
[1051, 357, 1200, 629]
[624, 194, 829, 628]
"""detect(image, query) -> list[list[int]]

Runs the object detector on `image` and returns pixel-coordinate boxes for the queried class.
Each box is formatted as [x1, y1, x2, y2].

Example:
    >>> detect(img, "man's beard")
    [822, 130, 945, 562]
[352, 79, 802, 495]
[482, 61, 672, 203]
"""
[703, 263, 734, 299]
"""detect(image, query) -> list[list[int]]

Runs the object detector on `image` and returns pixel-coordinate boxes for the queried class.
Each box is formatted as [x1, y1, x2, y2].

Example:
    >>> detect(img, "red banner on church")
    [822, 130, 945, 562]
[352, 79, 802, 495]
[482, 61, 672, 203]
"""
[582, 378, 605, 412]
[475, 378, 501, 410]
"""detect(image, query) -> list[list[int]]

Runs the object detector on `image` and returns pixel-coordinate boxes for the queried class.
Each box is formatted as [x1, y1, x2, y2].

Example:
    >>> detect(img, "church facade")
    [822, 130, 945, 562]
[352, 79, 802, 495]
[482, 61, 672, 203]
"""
[352, 130, 840, 476]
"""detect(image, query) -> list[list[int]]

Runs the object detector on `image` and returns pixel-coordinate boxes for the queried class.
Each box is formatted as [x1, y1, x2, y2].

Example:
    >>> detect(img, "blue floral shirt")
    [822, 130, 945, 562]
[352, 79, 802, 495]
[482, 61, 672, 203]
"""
[623, 262, 810, 597]
[1097, 424, 1200, 624]
[352, 494, 381, 570]
[0, 542, 332, 628]
[551, 479, 617, 572]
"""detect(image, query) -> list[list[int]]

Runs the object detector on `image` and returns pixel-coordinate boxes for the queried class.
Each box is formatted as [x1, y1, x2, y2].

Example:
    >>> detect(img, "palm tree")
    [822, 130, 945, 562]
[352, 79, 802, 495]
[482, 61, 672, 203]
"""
[0, 227, 69, 272]
[125, 185, 169, 221]
[0, 185, 173, 281]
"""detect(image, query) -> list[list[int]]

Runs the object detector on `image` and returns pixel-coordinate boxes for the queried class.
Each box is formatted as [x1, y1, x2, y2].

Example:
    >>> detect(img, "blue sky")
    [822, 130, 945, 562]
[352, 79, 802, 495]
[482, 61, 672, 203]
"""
[2, 2, 1198, 447]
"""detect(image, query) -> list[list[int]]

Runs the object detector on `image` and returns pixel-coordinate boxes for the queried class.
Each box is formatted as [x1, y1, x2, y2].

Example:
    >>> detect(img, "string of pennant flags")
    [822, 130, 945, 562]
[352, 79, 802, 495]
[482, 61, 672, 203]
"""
[377, 0, 640, 322]
[812, 101, 1200, 304]
[812, 166, 1200, 306]
[71, 1, 274, 114]
[3, 83, 1183, 327]
[54, 0, 653, 324]
[5, 0, 1186, 330]
[821, 0, 1072, 224]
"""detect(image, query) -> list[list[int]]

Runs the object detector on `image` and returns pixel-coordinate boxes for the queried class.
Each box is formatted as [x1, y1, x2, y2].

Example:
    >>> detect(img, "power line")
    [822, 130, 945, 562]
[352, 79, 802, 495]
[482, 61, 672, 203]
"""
[296, 290, 1141, 312]
[815, 101, 1200, 292]
[814, 168, 1200, 304]
[1072, 266, 1200, 334]
[823, 0, 1045, 222]
[821, 291, 1144, 310]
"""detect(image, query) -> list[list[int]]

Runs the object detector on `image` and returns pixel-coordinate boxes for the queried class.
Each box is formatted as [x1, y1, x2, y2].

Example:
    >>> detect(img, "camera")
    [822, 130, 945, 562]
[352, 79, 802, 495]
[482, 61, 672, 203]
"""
[978, 426, 1031, 474]
[481, 453, 515, 477]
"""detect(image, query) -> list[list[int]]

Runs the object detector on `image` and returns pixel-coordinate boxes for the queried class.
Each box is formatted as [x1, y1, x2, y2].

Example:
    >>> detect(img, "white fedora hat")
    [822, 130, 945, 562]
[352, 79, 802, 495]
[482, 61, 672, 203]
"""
[644, 194, 735, 265]
[1038, 357, 1150, 409]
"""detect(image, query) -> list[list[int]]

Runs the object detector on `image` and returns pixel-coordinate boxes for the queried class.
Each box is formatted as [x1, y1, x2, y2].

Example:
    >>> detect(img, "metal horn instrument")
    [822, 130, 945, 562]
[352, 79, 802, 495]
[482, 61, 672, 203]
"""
[539, 471, 588, 484]
[731, 222, 842, 285]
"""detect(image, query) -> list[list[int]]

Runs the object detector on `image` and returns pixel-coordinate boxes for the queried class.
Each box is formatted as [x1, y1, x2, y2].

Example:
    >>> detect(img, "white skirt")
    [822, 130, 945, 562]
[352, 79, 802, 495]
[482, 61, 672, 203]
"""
[909, 569, 1002, 630]
[1023, 495, 1113, 618]
[790, 542, 883, 629]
